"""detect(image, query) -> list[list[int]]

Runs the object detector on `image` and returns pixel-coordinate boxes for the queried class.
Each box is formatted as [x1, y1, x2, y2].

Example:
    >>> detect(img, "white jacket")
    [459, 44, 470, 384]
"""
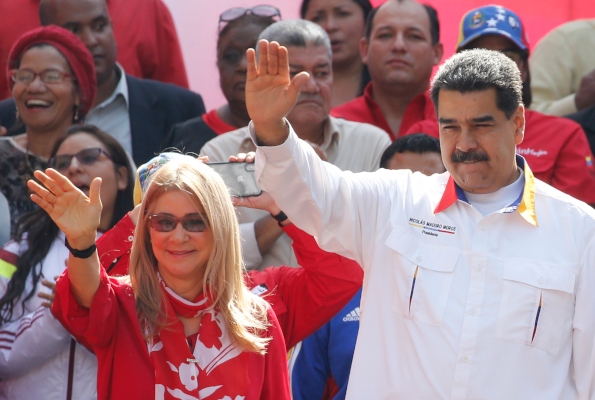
[0, 233, 98, 400]
[254, 124, 595, 400]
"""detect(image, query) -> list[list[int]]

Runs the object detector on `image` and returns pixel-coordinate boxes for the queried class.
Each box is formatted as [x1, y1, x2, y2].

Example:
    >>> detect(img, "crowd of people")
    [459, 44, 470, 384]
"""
[0, 0, 594, 399]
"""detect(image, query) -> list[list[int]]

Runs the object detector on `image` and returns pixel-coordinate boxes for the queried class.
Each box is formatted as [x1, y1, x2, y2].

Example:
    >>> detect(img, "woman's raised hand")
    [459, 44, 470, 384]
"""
[28, 169, 102, 246]
[245, 40, 309, 145]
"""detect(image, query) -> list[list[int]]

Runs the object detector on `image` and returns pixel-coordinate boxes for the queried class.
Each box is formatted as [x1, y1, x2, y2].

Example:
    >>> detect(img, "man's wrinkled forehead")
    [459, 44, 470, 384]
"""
[286, 44, 331, 70]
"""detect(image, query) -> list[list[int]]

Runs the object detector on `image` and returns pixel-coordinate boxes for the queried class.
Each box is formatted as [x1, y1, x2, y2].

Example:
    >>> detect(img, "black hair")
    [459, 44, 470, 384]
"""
[0, 124, 134, 324]
[300, 0, 373, 19]
[380, 133, 441, 169]
[364, 1, 440, 45]
[430, 49, 523, 119]
[217, 13, 277, 50]
[423, 4, 440, 45]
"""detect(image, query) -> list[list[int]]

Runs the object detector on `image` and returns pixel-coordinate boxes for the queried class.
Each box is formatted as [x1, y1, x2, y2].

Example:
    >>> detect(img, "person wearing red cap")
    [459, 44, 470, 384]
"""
[0, 25, 96, 235]
[406, 5, 595, 205]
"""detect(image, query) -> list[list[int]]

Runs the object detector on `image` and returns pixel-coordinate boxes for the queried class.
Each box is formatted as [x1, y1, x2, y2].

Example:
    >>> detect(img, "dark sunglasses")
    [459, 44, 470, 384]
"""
[219, 5, 281, 29]
[49, 148, 111, 171]
[148, 213, 208, 233]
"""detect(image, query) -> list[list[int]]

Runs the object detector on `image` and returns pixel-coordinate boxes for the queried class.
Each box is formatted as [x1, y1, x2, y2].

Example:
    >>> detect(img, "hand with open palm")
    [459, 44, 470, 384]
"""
[245, 40, 309, 145]
[27, 169, 102, 249]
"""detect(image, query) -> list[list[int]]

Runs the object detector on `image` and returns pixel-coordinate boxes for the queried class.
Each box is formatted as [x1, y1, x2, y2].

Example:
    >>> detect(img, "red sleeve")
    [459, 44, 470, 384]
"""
[96, 213, 135, 276]
[550, 122, 595, 204]
[246, 225, 363, 350]
[148, 0, 189, 88]
[51, 268, 121, 349]
[257, 307, 291, 400]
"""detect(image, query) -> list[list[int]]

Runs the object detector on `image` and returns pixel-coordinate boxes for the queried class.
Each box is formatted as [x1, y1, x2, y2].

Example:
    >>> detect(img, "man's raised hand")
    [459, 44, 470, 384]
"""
[245, 40, 309, 145]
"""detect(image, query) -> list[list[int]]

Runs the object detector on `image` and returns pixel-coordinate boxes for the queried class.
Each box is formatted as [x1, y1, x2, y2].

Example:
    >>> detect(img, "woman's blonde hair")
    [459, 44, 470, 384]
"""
[129, 156, 270, 354]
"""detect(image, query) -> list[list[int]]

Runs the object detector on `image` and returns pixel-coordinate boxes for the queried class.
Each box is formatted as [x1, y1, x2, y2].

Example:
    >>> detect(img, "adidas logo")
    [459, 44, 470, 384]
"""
[343, 307, 361, 322]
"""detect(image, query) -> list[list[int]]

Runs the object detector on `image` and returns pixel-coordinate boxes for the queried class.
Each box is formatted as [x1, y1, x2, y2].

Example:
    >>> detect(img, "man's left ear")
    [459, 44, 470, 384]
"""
[513, 104, 525, 145]
[433, 42, 444, 66]
[116, 166, 129, 190]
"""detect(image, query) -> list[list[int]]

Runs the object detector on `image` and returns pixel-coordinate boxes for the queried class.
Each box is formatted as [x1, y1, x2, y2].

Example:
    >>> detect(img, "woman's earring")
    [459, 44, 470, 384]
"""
[73, 105, 80, 123]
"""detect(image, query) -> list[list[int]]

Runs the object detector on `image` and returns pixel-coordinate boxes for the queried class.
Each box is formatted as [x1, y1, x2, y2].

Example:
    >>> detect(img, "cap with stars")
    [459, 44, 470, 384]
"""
[456, 5, 529, 53]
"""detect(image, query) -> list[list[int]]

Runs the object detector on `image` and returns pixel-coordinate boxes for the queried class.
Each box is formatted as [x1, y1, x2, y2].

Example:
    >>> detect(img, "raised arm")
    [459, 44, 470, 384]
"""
[246, 40, 309, 146]
[27, 170, 102, 308]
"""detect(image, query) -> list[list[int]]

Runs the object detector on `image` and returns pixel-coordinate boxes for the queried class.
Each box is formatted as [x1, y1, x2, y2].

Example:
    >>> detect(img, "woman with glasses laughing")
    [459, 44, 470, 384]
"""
[0, 26, 96, 236]
[0, 124, 134, 399]
[26, 153, 291, 399]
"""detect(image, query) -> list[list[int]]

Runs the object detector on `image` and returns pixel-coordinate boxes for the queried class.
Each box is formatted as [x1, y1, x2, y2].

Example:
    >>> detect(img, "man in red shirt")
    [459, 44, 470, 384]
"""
[0, 0, 188, 101]
[330, 0, 443, 141]
[409, 5, 595, 204]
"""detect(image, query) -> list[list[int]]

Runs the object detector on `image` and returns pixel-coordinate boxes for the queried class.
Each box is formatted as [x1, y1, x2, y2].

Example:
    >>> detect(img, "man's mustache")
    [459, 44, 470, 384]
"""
[451, 150, 490, 163]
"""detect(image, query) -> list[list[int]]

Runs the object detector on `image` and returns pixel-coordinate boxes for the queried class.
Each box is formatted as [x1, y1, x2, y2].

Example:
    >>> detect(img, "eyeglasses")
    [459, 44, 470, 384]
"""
[49, 148, 111, 171]
[10, 68, 74, 85]
[148, 213, 208, 233]
[219, 5, 281, 30]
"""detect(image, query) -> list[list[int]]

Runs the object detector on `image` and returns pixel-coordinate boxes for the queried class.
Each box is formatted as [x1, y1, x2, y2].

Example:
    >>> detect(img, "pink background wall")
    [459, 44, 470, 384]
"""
[162, 0, 595, 110]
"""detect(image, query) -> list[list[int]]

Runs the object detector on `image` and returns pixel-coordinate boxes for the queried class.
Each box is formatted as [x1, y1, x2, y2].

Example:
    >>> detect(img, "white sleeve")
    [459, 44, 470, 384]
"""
[572, 235, 595, 400]
[0, 306, 70, 378]
[239, 222, 263, 270]
[252, 122, 392, 267]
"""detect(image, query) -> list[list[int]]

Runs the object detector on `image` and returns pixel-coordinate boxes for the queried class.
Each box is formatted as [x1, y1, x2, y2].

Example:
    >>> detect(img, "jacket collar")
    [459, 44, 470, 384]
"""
[434, 155, 538, 226]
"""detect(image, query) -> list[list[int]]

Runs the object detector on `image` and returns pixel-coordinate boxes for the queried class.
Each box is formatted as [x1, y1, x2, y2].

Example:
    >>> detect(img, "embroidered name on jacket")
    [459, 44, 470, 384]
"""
[408, 217, 457, 237]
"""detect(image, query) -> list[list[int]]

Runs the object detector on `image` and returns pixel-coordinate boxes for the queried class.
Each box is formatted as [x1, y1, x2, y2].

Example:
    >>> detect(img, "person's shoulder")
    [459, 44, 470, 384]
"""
[125, 74, 202, 100]
[171, 115, 207, 132]
[0, 97, 15, 110]
[205, 126, 250, 147]
[330, 116, 389, 138]
[567, 105, 595, 124]
[555, 18, 595, 37]
[526, 109, 583, 136]
[534, 177, 595, 217]
[200, 126, 251, 159]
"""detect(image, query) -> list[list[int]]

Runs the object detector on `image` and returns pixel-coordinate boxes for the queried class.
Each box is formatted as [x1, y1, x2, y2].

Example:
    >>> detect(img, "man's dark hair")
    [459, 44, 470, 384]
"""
[380, 133, 441, 169]
[300, 0, 373, 20]
[423, 4, 440, 45]
[364, 1, 440, 45]
[430, 49, 523, 119]
[461, 41, 531, 108]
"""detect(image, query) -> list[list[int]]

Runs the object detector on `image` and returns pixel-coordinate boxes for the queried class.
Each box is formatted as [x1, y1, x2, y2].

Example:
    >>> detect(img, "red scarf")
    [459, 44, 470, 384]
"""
[150, 279, 250, 399]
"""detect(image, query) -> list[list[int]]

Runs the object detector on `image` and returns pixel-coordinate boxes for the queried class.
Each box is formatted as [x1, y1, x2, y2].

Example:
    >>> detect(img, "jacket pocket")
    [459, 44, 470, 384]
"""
[495, 263, 575, 354]
[386, 228, 458, 326]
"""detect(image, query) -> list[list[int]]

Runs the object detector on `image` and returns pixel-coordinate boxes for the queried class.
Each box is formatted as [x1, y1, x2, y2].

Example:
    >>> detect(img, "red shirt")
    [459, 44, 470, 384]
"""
[0, 0, 188, 100]
[330, 82, 435, 141]
[94, 216, 363, 351]
[405, 110, 595, 204]
[52, 268, 290, 400]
